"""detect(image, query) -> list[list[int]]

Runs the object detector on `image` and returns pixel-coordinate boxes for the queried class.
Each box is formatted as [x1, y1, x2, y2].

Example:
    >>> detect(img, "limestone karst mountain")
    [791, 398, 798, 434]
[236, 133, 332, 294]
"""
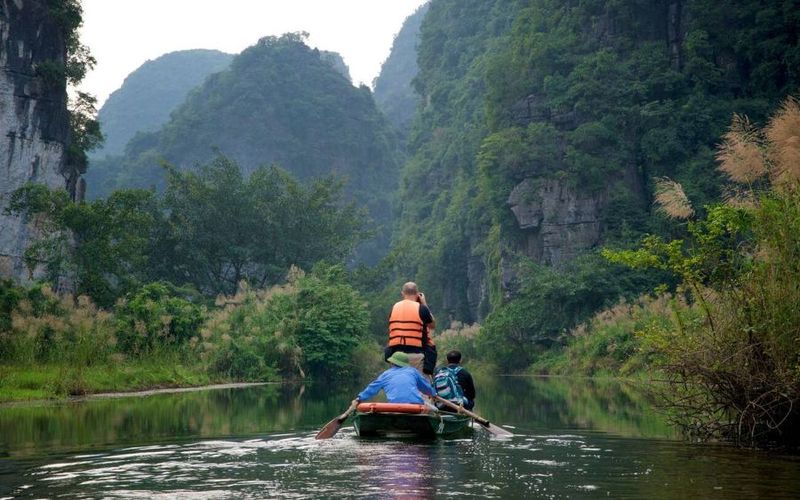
[93, 49, 234, 158]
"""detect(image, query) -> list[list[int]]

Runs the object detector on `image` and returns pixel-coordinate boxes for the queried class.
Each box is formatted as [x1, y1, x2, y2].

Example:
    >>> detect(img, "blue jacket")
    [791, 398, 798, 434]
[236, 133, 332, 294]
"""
[357, 366, 435, 404]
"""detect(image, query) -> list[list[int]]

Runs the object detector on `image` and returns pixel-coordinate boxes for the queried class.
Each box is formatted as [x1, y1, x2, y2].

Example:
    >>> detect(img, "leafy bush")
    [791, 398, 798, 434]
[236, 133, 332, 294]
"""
[201, 282, 299, 381]
[605, 99, 800, 447]
[478, 255, 654, 371]
[202, 264, 370, 380]
[114, 282, 205, 356]
[531, 295, 679, 377]
[435, 322, 481, 366]
[292, 264, 370, 377]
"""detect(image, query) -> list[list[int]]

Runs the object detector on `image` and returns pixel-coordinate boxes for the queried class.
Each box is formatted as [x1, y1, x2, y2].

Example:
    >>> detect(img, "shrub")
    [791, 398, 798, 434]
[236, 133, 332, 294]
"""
[532, 295, 681, 377]
[114, 282, 205, 356]
[201, 283, 298, 381]
[7, 287, 115, 377]
[478, 255, 652, 371]
[202, 264, 370, 380]
[435, 322, 481, 367]
[605, 98, 800, 447]
[292, 264, 370, 377]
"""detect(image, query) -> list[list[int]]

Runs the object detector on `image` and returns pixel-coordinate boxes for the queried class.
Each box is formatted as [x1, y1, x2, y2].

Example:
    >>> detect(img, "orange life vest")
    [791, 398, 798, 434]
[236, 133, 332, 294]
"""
[388, 299, 424, 348]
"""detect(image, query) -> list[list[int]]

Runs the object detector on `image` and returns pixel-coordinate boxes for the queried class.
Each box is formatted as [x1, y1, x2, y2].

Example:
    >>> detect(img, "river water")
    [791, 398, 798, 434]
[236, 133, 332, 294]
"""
[1, 376, 798, 499]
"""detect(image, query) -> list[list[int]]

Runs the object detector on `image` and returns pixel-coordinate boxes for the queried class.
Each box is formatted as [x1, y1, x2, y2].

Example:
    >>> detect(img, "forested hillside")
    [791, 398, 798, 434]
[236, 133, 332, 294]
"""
[91, 49, 233, 158]
[88, 34, 399, 260]
[386, 0, 799, 369]
[373, 3, 429, 138]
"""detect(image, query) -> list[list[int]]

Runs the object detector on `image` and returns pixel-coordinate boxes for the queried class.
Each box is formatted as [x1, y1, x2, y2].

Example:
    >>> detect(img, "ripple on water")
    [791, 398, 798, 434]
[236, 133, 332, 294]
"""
[12, 425, 797, 499]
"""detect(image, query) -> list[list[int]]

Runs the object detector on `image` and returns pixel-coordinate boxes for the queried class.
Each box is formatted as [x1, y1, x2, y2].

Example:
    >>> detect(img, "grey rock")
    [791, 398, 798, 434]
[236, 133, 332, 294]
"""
[508, 178, 604, 267]
[0, 0, 70, 281]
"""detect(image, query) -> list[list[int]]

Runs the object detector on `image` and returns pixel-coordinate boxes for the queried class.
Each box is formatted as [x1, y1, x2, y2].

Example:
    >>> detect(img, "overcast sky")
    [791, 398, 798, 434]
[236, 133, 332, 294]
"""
[78, 0, 428, 106]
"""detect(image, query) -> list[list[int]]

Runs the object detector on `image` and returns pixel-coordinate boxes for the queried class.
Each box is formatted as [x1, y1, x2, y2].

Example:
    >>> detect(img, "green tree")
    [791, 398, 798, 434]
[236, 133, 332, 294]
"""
[159, 156, 367, 295]
[6, 185, 160, 308]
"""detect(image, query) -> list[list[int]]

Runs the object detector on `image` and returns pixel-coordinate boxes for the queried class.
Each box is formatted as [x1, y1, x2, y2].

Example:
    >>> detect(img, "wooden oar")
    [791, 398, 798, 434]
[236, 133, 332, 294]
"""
[315, 400, 358, 439]
[433, 395, 513, 437]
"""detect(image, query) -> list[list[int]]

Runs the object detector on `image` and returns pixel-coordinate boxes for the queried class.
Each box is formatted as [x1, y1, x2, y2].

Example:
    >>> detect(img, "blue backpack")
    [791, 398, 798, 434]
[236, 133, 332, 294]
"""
[434, 366, 466, 407]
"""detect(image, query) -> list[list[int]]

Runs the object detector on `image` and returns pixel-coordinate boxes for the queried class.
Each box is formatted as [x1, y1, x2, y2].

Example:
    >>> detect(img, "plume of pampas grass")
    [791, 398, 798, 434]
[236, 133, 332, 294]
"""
[716, 114, 767, 184]
[765, 97, 800, 189]
[654, 177, 694, 219]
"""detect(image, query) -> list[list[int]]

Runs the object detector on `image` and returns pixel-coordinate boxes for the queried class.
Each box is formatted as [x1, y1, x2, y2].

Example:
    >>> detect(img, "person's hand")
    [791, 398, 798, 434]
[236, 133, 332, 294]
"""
[418, 292, 427, 305]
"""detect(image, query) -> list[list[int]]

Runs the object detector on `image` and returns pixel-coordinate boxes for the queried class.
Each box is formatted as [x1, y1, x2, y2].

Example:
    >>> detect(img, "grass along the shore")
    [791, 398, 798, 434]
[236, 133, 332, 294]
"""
[0, 361, 242, 403]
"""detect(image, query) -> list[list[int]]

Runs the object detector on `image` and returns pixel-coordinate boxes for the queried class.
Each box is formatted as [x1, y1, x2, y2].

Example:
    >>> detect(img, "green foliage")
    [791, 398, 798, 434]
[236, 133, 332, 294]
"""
[605, 187, 800, 446]
[292, 264, 370, 377]
[382, 0, 800, 377]
[46, 0, 94, 86]
[7, 184, 161, 308]
[114, 282, 205, 356]
[67, 91, 104, 176]
[0, 281, 63, 361]
[202, 265, 370, 380]
[531, 295, 677, 377]
[159, 156, 367, 295]
[9, 154, 366, 304]
[605, 205, 754, 288]
[89, 34, 399, 262]
[478, 255, 652, 371]
[434, 322, 481, 366]
[42, 0, 102, 182]
[373, 3, 429, 138]
[91, 49, 233, 157]
[0, 280, 23, 334]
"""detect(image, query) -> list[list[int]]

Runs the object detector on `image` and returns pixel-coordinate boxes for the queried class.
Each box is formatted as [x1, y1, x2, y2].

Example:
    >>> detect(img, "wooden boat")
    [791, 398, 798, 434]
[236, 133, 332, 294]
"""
[352, 402, 472, 438]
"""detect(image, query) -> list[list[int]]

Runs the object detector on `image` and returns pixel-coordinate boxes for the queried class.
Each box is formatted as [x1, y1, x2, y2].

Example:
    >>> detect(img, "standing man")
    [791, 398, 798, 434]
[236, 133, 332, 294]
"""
[385, 282, 437, 375]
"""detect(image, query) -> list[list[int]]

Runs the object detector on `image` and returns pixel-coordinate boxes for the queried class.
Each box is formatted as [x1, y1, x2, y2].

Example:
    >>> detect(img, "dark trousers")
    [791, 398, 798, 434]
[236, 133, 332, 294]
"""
[384, 344, 437, 375]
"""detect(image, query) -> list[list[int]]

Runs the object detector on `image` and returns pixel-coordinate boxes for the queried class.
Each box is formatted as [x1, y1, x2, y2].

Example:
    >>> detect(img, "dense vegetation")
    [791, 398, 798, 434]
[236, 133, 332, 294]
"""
[88, 33, 399, 262]
[372, 3, 429, 139]
[0, 264, 377, 401]
[9, 156, 365, 305]
[376, 0, 800, 375]
[90, 49, 233, 159]
[600, 101, 800, 447]
[2, 150, 375, 400]
[4, 1, 800, 452]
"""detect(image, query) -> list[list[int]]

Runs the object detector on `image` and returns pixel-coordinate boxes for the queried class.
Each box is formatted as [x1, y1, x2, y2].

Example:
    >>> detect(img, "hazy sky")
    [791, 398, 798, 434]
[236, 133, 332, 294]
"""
[78, 0, 428, 106]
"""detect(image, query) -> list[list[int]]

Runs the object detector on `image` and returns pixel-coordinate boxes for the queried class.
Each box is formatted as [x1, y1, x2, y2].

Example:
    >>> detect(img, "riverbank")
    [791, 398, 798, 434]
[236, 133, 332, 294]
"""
[0, 381, 273, 409]
[0, 362, 277, 404]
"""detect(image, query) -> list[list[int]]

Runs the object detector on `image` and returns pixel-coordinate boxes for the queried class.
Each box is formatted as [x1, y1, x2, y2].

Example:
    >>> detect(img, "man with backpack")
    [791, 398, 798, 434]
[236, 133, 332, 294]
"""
[433, 350, 476, 410]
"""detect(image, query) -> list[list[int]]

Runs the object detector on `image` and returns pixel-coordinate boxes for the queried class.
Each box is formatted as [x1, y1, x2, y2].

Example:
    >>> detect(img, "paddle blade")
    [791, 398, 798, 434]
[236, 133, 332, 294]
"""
[482, 421, 514, 437]
[315, 401, 357, 439]
[315, 417, 345, 439]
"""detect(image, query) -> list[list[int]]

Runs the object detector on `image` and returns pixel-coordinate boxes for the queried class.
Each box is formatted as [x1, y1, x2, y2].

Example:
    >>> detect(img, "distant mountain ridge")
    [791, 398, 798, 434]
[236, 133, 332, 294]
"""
[87, 34, 400, 262]
[94, 49, 234, 158]
[372, 3, 429, 138]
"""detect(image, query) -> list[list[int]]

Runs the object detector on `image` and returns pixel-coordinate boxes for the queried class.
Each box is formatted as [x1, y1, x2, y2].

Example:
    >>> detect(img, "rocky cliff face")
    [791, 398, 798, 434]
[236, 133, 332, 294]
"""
[0, 0, 71, 280]
[507, 179, 604, 268]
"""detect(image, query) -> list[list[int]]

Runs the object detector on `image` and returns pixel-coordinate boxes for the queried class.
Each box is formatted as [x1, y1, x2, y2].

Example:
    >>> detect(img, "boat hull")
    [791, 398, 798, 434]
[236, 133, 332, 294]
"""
[353, 411, 472, 438]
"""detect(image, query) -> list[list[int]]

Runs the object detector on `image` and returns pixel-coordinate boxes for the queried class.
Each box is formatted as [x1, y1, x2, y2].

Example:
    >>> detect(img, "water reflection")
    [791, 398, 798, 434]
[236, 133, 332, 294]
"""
[353, 442, 436, 499]
[1, 377, 799, 498]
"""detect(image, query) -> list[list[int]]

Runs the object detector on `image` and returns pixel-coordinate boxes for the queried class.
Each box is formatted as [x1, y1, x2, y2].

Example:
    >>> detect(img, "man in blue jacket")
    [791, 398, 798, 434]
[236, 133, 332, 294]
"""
[354, 351, 435, 405]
